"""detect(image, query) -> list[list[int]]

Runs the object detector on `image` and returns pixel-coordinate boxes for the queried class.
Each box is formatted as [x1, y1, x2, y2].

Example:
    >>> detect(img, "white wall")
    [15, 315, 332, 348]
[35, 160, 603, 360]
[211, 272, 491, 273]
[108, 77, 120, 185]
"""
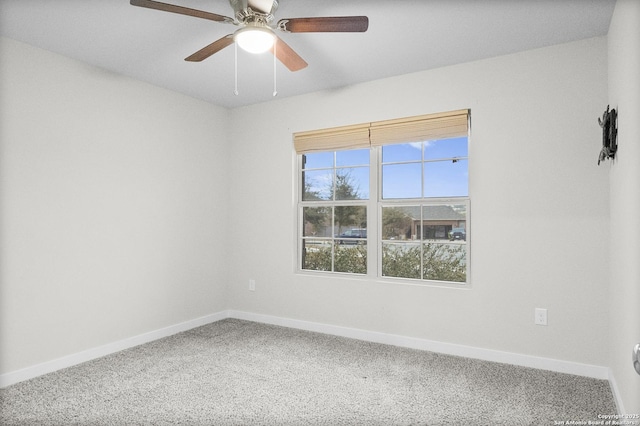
[227, 37, 610, 367]
[0, 37, 230, 374]
[608, 0, 640, 415]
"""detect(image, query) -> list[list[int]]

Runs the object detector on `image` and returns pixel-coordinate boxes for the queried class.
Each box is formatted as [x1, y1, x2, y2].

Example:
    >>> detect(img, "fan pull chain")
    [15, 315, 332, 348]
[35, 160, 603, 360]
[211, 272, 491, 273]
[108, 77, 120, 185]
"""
[234, 42, 239, 96]
[273, 41, 278, 97]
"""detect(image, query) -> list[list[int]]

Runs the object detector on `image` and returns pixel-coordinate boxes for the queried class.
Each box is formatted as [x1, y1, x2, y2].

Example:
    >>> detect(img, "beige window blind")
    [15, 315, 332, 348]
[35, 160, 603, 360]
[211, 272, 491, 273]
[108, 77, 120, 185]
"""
[293, 123, 370, 154]
[370, 109, 468, 147]
[293, 109, 469, 154]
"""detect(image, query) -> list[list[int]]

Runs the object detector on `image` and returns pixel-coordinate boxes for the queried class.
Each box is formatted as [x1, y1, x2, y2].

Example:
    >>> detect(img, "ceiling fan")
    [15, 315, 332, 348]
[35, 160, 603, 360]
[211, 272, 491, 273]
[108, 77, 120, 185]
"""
[130, 0, 369, 72]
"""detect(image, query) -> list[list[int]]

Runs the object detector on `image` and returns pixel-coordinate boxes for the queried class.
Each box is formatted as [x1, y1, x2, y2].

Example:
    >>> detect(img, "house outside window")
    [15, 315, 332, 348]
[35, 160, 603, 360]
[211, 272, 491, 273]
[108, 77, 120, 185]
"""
[296, 110, 469, 285]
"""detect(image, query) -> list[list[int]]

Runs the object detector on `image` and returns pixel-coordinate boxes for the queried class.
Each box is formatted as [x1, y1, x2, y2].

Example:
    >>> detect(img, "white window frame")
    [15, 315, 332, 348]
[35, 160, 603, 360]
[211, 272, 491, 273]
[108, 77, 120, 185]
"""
[297, 141, 470, 286]
[297, 150, 372, 276]
[376, 138, 469, 285]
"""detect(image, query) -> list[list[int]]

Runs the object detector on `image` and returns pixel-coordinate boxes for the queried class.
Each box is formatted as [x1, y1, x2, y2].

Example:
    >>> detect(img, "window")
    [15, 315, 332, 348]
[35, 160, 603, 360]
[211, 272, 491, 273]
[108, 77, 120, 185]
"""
[301, 149, 369, 274]
[296, 110, 469, 285]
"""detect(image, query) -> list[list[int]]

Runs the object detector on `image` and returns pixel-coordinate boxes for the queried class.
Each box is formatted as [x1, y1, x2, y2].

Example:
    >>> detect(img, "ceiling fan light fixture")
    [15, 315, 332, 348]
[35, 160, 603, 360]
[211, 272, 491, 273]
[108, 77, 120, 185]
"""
[234, 27, 276, 54]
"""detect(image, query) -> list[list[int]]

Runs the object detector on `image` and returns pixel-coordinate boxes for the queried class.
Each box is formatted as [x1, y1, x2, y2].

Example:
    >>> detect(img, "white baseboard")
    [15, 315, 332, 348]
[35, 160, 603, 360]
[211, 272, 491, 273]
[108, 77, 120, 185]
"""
[1, 308, 614, 404]
[607, 369, 626, 415]
[0, 311, 228, 388]
[229, 310, 611, 381]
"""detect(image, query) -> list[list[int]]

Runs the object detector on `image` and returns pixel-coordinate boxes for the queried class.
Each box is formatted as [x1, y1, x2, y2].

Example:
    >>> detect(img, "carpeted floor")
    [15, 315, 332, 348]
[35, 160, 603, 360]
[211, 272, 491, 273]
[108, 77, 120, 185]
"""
[0, 319, 617, 425]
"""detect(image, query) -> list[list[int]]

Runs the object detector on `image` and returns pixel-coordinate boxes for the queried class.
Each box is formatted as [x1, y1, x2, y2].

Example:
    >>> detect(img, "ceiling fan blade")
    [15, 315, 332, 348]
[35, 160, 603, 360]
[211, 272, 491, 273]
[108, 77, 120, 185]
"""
[185, 35, 235, 62]
[130, 0, 234, 23]
[272, 36, 308, 72]
[278, 16, 369, 33]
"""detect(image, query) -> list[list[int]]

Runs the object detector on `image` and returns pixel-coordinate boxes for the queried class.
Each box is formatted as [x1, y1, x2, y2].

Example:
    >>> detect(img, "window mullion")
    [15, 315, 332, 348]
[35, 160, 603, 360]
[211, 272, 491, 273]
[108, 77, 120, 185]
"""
[420, 143, 424, 279]
[368, 147, 379, 278]
[421, 141, 425, 199]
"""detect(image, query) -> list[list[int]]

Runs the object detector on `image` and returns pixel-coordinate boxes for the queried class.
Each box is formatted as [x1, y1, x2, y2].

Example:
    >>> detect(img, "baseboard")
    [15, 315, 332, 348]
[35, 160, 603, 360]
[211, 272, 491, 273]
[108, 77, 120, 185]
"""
[607, 369, 626, 415]
[228, 310, 611, 381]
[1, 309, 612, 391]
[0, 311, 229, 388]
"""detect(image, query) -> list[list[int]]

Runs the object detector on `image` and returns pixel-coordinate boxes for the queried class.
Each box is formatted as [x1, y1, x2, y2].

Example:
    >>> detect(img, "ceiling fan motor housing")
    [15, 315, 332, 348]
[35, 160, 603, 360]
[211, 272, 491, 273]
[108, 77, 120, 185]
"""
[229, 0, 278, 24]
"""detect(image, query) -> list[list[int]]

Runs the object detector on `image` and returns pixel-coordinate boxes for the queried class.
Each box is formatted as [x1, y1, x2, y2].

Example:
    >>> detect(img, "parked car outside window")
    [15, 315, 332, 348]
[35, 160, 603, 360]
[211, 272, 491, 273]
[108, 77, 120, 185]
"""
[337, 228, 367, 244]
[449, 228, 466, 241]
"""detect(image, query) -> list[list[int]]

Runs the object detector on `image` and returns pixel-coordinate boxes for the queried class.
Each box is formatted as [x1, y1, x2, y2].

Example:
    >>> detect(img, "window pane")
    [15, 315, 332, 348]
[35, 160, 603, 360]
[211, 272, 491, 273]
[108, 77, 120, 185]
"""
[382, 143, 422, 163]
[300, 148, 369, 276]
[334, 206, 366, 236]
[303, 152, 333, 169]
[423, 159, 468, 198]
[382, 163, 421, 199]
[382, 206, 416, 241]
[303, 169, 333, 201]
[336, 149, 369, 167]
[423, 242, 466, 282]
[303, 207, 332, 237]
[421, 204, 466, 241]
[382, 242, 421, 279]
[302, 240, 332, 271]
[334, 168, 369, 200]
[423, 137, 468, 161]
[334, 243, 367, 274]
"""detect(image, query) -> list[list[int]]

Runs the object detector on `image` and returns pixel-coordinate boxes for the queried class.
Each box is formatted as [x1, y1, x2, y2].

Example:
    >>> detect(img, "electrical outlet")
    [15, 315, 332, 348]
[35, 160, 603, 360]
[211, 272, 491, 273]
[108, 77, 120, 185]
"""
[535, 308, 548, 326]
[249, 279, 256, 291]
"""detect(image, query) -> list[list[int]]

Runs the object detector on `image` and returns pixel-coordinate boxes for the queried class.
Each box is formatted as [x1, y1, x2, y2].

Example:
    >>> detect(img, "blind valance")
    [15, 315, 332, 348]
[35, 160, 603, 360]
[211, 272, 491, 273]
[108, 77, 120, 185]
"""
[370, 109, 468, 147]
[293, 123, 370, 154]
[293, 109, 469, 154]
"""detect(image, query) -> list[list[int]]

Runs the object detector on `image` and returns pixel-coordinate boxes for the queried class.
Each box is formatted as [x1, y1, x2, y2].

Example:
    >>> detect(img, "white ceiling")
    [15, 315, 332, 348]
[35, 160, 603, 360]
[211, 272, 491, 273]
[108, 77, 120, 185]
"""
[0, 0, 616, 109]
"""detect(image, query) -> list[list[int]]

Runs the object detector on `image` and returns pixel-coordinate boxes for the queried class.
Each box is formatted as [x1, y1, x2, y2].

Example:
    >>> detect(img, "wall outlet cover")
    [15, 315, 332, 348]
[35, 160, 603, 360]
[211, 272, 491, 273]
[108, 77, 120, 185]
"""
[534, 308, 548, 326]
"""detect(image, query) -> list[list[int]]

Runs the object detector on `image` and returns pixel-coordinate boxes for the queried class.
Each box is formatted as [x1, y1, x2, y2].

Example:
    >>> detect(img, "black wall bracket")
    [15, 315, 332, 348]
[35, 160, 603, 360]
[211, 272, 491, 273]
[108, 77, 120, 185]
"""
[597, 105, 617, 165]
